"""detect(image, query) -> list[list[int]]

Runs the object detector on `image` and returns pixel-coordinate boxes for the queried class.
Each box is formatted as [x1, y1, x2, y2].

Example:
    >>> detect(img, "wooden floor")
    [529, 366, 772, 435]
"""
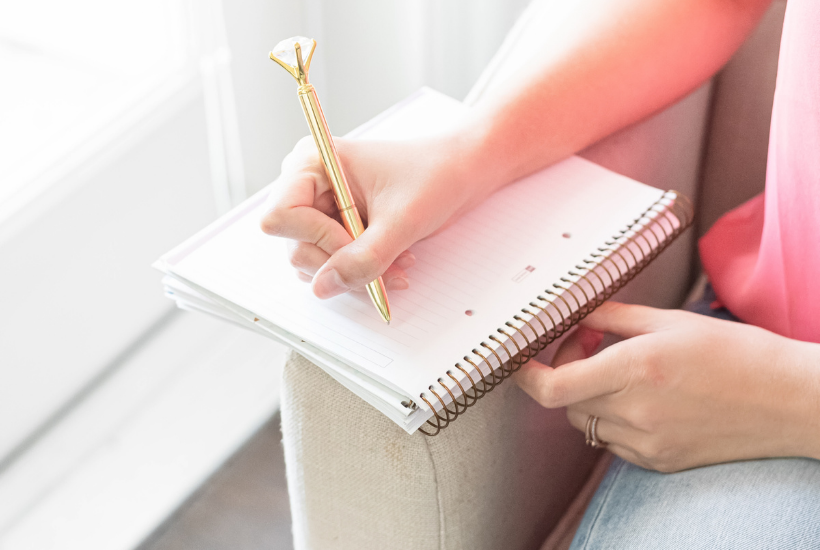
[138, 413, 293, 550]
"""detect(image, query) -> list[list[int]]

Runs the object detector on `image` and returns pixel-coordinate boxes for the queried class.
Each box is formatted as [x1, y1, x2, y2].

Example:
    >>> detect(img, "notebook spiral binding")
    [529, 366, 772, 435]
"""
[418, 191, 694, 436]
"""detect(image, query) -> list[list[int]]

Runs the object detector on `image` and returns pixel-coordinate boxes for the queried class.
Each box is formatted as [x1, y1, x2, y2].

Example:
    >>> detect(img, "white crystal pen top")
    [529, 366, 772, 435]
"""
[271, 36, 315, 69]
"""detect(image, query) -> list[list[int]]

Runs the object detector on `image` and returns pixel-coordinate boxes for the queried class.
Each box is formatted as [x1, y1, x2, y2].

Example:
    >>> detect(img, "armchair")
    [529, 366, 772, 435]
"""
[279, 1, 786, 548]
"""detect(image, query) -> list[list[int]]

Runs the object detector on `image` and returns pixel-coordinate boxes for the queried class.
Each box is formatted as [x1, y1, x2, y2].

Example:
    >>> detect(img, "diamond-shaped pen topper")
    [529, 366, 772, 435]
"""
[269, 36, 316, 82]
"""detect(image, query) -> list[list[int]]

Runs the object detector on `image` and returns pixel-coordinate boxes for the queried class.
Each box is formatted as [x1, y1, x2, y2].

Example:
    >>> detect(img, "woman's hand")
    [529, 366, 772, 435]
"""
[515, 302, 820, 472]
[260, 133, 497, 299]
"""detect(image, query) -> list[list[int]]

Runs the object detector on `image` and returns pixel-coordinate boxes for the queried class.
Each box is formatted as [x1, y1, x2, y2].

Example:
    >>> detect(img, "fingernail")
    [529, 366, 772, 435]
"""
[386, 277, 409, 290]
[581, 329, 603, 357]
[394, 252, 416, 269]
[295, 269, 313, 283]
[313, 268, 349, 298]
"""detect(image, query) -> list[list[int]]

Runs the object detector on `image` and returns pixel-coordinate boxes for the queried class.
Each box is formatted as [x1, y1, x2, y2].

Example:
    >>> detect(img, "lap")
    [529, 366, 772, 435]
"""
[570, 286, 820, 549]
[569, 456, 820, 549]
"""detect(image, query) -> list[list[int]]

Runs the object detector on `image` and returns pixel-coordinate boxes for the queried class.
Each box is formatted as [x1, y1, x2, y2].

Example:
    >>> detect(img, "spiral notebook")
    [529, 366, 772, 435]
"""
[155, 88, 692, 435]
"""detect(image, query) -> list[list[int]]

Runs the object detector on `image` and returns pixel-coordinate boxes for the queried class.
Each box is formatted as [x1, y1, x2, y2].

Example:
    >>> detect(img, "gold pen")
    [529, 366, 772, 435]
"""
[269, 37, 391, 324]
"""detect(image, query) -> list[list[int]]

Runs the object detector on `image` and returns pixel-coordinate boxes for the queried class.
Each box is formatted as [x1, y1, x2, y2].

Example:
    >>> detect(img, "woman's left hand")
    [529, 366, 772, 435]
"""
[514, 302, 820, 472]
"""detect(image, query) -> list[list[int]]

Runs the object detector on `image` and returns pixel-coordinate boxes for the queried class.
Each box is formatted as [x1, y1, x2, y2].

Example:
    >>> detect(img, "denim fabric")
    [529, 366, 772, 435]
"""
[568, 288, 820, 549]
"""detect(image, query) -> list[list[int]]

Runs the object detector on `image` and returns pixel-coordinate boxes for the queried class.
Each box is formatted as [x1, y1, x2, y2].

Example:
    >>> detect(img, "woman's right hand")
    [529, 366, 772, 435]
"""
[260, 131, 496, 299]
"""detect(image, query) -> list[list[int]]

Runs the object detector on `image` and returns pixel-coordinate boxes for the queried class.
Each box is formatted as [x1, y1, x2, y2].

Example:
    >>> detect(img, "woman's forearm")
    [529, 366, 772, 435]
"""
[257, 0, 778, 301]
[452, 0, 772, 193]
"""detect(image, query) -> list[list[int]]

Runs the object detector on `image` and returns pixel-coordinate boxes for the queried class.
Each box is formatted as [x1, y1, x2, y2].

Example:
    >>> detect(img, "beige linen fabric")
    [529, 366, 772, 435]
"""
[281, 351, 600, 550]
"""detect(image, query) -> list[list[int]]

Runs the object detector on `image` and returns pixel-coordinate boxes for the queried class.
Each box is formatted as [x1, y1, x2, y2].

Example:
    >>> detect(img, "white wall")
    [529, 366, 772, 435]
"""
[0, 95, 216, 463]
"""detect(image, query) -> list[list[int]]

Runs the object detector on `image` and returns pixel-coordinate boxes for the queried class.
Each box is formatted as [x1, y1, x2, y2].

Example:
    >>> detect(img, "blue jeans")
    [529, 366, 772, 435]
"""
[569, 286, 820, 549]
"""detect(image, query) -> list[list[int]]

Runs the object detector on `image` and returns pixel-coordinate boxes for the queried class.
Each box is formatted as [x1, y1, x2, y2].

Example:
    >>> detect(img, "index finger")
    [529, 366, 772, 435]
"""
[515, 343, 633, 408]
[580, 302, 669, 339]
[260, 169, 352, 256]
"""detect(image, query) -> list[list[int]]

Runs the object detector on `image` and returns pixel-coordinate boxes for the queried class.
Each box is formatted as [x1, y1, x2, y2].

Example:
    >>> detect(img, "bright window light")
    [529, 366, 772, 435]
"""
[0, 0, 191, 209]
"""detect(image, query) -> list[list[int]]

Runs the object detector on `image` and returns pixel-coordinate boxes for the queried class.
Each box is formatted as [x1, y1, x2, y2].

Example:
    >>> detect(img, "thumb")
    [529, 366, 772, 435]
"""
[311, 222, 407, 298]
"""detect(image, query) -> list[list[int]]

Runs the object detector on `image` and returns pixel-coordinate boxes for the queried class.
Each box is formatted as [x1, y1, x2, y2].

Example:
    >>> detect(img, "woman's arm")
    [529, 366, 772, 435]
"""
[515, 304, 820, 471]
[261, 0, 773, 297]
[459, 0, 775, 191]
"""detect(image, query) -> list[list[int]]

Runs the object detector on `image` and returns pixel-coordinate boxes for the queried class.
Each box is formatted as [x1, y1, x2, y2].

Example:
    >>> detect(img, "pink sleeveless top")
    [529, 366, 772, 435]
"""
[699, 0, 820, 343]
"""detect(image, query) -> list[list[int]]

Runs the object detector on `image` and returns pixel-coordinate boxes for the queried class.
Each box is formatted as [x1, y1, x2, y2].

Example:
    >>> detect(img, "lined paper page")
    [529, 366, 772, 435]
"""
[164, 89, 665, 409]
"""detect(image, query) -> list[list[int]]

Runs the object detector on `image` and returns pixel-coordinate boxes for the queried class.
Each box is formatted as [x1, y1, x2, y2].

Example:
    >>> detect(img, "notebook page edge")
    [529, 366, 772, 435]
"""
[162, 272, 421, 424]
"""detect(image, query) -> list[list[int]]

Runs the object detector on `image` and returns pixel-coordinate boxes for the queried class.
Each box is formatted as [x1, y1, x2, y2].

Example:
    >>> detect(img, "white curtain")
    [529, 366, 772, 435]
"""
[219, 0, 531, 196]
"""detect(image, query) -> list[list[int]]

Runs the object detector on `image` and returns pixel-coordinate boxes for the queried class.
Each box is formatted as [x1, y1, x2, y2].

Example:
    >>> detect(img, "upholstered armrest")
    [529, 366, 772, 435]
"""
[281, 351, 599, 549]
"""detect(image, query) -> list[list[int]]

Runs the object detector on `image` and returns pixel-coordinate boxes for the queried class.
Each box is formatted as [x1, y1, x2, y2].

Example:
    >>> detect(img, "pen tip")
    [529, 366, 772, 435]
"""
[366, 279, 391, 324]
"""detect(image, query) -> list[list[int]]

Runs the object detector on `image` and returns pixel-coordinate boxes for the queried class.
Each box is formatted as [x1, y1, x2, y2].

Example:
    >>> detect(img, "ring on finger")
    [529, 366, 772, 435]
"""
[585, 415, 608, 449]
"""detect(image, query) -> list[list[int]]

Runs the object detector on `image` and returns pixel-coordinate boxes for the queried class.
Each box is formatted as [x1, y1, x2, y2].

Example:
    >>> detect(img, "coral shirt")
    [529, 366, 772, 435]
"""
[699, 0, 820, 343]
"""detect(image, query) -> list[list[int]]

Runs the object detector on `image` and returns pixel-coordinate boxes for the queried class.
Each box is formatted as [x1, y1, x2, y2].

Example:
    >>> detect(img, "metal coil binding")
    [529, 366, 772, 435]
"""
[418, 191, 693, 436]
